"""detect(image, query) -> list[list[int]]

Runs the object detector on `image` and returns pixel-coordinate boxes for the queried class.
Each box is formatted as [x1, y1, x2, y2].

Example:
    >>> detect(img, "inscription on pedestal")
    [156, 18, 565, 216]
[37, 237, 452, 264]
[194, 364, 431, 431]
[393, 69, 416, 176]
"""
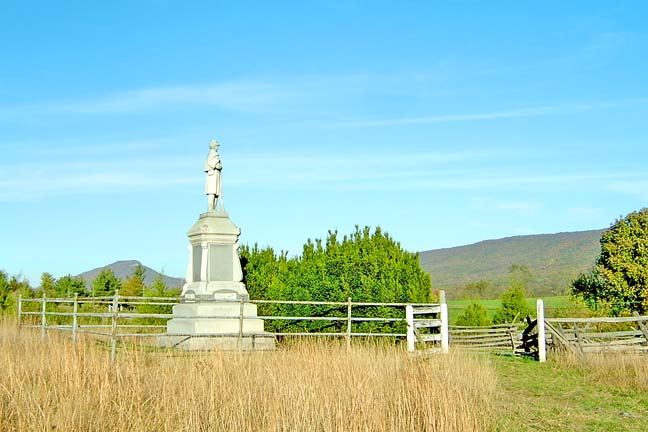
[209, 244, 233, 281]
[192, 245, 202, 281]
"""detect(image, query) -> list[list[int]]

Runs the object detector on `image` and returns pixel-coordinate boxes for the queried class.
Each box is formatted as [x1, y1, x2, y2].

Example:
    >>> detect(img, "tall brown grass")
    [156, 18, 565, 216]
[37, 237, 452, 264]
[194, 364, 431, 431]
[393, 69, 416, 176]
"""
[556, 350, 648, 391]
[0, 322, 497, 431]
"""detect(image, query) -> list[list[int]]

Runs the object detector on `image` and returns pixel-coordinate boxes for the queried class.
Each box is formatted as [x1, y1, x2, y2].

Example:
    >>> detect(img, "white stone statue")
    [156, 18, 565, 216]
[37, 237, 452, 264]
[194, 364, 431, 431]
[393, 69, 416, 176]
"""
[204, 139, 223, 212]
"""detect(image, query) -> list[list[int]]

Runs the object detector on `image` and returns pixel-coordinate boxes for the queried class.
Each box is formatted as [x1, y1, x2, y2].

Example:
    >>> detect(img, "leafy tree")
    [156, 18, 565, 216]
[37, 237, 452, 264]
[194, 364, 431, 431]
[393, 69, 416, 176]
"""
[92, 269, 122, 297]
[40, 272, 57, 297]
[242, 226, 432, 333]
[0, 272, 34, 313]
[455, 303, 492, 326]
[493, 286, 531, 324]
[571, 269, 606, 311]
[0, 271, 10, 312]
[136, 275, 178, 324]
[240, 244, 288, 301]
[122, 264, 146, 297]
[54, 275, 87, 297]
[145, 275, 168, 297]
[572, 208, 648, 315]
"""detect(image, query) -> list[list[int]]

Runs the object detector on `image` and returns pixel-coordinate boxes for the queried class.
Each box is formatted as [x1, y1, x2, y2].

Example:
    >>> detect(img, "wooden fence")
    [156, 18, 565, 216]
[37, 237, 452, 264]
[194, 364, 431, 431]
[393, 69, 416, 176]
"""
[405, 303, 449, 354]
[23, 294, 648, 359]
[545, 312, 648, 355]
[448, 323, 523, 354]
[17, 293, 447, 359]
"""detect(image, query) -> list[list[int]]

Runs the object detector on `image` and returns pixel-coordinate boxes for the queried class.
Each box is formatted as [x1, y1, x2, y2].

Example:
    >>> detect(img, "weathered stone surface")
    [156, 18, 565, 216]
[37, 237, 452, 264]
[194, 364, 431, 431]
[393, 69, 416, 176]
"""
[158, 334, 276, 351]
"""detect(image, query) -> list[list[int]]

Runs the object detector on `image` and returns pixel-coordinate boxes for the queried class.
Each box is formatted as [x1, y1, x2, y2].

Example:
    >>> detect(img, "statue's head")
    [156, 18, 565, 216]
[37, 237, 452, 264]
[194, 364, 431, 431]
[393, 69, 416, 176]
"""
[209, 139, 219, 150]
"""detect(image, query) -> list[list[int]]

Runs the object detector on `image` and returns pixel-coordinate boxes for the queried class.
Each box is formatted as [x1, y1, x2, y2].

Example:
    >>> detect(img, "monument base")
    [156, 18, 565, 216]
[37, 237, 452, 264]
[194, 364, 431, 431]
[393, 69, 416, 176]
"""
[158, 334, 276, 351]
[161, 301, 276, 351]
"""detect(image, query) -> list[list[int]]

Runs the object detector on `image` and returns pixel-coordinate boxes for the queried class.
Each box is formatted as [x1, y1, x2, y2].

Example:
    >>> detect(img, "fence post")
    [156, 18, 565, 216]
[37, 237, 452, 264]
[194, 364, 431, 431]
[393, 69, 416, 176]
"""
[346, 297, 352, 350]
[406, 305, 415, 352]
[632, 312, 648, 343]
[439, 290, 446, 305]
[110, 290, 119, 362]
[41, 292, 47, 341]
[17, 294, 22, 330]
[440, 303, 449, 354]
[72, 293, 78, 344]
[537, 299, 546, 362]
[238, 296, 244, 350]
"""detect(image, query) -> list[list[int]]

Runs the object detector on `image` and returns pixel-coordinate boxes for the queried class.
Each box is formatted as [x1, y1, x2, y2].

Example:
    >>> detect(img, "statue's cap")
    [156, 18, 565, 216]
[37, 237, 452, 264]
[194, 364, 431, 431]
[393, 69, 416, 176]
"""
[209, 139, 219, 149]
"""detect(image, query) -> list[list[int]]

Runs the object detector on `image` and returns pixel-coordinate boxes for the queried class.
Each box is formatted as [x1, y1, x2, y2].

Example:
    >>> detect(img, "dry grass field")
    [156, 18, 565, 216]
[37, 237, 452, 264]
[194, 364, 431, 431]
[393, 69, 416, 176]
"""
[3, 318, 648, 431]
[0, 321, 497, 432]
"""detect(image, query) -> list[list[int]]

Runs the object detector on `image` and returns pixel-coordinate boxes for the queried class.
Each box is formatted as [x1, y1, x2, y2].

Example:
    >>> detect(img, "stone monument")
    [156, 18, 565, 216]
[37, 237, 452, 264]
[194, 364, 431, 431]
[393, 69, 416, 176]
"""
[160, 139, 275, 350]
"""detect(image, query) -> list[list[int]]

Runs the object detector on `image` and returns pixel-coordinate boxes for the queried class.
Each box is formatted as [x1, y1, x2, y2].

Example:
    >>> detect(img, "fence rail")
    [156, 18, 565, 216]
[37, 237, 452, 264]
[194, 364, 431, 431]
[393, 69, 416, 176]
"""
[545, 311, 648, 355]
[17, 292, 446, 359]
[449, 323, 523, 353]
[25, 294, 647, 360]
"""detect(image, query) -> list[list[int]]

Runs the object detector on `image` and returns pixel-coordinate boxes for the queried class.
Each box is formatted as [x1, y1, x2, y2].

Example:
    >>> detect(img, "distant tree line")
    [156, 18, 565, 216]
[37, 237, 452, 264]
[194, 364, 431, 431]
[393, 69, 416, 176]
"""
[0, 265, 180, 316]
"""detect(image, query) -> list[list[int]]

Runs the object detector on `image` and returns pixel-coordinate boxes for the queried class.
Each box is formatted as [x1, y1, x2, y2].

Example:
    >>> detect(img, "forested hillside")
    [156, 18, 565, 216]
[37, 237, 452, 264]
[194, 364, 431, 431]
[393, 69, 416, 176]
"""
[419, 229, 604, 298]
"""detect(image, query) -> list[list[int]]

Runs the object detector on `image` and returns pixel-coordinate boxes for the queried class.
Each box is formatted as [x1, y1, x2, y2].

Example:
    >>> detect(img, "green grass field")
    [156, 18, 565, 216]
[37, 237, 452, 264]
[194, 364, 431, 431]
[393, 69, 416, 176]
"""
[447, 295, 584, 324]
[493, 354, 648, 431]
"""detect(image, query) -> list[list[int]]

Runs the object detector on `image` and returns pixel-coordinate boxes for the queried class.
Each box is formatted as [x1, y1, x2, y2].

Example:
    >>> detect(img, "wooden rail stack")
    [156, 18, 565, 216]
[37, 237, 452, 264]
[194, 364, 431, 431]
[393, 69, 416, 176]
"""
[449, 323, 522, 354]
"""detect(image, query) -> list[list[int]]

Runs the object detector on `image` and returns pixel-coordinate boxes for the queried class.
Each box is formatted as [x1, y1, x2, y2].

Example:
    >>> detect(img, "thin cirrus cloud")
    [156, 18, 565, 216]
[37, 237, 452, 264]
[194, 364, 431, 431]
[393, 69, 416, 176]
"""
[0, 82, 286, 118]
[3, 141, 646, 196]
[1, 72, 643, 123]
[335, 102, 624, 128]
[608, 180, 648, 200]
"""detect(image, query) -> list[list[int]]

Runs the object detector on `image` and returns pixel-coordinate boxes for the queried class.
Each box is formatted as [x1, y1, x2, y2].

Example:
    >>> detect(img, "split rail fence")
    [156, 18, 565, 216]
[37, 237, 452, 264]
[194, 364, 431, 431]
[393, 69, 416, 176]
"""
[17, 292, 448, 359]
[545, 312, 648, 356]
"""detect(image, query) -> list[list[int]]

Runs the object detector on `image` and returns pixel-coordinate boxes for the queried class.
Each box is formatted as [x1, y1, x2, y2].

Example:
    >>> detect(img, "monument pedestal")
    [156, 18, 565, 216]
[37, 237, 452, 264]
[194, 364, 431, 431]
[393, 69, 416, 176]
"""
[159, 301, 275, 351]
[161, 208, 275, 351]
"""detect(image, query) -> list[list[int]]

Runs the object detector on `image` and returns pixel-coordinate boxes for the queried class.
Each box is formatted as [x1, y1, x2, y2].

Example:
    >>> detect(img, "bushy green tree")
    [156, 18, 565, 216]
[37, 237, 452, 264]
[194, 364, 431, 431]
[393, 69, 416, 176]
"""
[54, 275, 87, 297]
[40, 272, 57, 297]
[571, 208, 648, 315]
[0, 272, 34, 313]
[122, 264, 146, 297]
[92, 269, 122, 297]
[242, 226, 432, 333]
[455, 302, 492, 326]
[136, 275, 178, 324]
[145, 275, 168, 297]
[493, 286, 531, 324]
[9, 274, 34, 298]
[0, 271, 10, 312]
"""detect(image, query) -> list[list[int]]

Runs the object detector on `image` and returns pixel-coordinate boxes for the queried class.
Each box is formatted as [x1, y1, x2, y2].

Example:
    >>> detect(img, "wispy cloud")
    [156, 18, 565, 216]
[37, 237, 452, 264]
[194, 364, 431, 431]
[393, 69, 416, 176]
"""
[335, 102, 624, 128]
[0, 82, 286, 118]
[2, 142, 646, 201]
[608, 181, 648, 200]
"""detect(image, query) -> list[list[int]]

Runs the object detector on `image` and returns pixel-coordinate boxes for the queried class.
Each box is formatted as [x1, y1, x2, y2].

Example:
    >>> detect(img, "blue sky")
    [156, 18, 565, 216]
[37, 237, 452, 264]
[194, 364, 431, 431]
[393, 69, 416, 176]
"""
[1, 1, 647, 285]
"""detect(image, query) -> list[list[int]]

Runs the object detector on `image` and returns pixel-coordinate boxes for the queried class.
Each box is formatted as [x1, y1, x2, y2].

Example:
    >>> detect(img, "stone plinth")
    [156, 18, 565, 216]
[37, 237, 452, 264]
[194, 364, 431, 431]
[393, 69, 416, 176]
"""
[159, 334, 276, 351]
[167, 302, 265, 334]
[161, 300, 275, 351]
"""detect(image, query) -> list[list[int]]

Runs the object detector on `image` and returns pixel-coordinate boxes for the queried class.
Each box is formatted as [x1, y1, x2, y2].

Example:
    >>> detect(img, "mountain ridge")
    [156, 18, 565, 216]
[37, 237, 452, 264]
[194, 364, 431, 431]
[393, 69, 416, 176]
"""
[75, 260, 184, 290]
[418, 229, 605, 297]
